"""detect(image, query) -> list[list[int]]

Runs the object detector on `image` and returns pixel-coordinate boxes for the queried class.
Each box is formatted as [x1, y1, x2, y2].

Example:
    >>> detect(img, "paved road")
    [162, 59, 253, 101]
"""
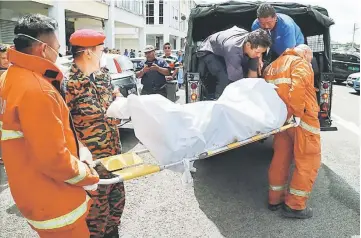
[0, 84, 359, 238]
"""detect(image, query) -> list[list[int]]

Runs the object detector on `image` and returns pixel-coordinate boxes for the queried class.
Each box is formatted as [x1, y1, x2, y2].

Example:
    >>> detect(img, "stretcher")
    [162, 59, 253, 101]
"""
[96, 122, 296, 185]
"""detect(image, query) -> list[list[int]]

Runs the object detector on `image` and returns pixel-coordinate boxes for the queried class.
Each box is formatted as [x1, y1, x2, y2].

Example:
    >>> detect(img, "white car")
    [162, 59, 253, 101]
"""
[346, 72, 360, 86]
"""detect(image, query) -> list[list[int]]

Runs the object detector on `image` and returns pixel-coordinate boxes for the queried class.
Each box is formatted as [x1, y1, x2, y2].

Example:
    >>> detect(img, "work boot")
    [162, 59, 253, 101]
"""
[268, 202, 284, 211]
[282, 204, 313, 219]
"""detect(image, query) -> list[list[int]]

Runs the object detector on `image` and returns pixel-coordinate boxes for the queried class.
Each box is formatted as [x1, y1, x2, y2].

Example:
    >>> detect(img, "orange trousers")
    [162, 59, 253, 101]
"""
[268, 126, 321, 210]
[36, 219, 90, 238]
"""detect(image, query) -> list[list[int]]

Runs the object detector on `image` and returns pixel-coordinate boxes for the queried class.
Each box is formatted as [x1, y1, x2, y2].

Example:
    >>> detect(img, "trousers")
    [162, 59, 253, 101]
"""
[268, 125, 321, 210]
[201, 53, 230, 98]
[86, 165, 126, 237]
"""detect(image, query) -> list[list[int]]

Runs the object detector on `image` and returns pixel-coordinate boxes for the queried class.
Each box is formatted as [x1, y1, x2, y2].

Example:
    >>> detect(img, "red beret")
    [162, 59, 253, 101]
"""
[69, 29, 106, 47]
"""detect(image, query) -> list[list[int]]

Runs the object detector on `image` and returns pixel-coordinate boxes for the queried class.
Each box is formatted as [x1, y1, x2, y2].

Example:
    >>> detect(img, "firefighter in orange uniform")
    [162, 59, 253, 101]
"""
[264, 44, 321, 219]
[0, 14, 100, 237]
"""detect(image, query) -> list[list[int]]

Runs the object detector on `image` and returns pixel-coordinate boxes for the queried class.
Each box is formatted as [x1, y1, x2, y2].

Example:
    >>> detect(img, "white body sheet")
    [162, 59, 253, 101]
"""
[108, 78, 287, 168]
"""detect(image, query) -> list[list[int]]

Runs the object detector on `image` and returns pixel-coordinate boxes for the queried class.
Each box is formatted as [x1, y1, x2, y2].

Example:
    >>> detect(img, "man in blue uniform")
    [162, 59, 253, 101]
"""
[252, 3, 304, 63]
[136, 45, 171, 97]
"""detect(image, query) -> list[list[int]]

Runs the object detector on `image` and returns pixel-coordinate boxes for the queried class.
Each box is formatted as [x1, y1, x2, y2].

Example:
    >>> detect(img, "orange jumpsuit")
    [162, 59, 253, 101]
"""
[0, 48, 99, 237]
[264, 49, 321, 210]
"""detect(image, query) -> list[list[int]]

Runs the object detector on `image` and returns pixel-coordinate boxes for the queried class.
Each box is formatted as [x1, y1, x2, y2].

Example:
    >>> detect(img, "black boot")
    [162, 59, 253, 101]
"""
[282, 204, 313, 219]
[268, 202, 284, 211]
[104, 228, 119, 238]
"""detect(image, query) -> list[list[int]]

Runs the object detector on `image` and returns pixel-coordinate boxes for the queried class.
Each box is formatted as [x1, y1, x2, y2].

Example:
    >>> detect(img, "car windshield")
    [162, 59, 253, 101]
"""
[112, 76, 135, 87]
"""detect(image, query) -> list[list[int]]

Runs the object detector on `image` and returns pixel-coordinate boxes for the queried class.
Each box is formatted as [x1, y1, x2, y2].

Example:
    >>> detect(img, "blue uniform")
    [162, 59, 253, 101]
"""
[138, 58, 170, 96]
[252, 13, 304, 56]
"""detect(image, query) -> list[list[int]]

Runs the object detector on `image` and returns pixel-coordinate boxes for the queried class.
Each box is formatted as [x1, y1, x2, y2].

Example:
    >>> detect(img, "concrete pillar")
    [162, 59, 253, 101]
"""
[104, 0, 115, 48]
[138, 27, 146, 52]
[176, 36, 181, 50]
[48, 2, 66, 55]
[163, 1, 170, 28]
[154, 0, 159, 25]
[163, 33, 169, 45]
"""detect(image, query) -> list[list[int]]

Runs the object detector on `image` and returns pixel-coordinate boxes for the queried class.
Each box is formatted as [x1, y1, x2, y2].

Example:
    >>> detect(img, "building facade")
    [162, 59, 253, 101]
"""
[144, 0, 195, 50]
[0, 0, 148, 54]
[0, 0, 196, 54]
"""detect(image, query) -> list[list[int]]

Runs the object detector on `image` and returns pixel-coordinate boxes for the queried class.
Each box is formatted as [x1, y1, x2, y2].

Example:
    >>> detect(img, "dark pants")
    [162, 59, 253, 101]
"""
[141, 87, 167, 98]
[201, 53, 230, 98]
[87, 165, 125, 238]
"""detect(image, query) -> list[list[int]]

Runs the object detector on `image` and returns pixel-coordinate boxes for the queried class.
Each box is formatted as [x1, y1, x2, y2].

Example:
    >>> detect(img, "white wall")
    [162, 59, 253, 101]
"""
[62, 1, 108, 19]
[120, 39, 139, 52]
[113, 4, 145, 28]
[73, 18, 104, 31]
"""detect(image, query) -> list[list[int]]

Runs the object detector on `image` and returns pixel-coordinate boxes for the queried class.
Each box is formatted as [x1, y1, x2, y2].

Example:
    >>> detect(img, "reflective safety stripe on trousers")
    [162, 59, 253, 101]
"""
[27, 195, 91, 230]
[300, 121, 320, 135]
[287, 117, 320, 135]
[289, 188, 310, 197]
[0, 121, 24, 141]
[269, 184, 287, 191]
[266, 78, 292, 85]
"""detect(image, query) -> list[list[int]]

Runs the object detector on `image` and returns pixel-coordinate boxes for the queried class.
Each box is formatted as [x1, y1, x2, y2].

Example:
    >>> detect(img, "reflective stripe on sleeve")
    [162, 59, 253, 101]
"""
[27, 195, 90, 230]
[1, 129, 24, 141]
[266, 78, 292, 85]
[65, 158, 87, 185]
[269, 184, 287, 191]
[289, 188, 310, 197]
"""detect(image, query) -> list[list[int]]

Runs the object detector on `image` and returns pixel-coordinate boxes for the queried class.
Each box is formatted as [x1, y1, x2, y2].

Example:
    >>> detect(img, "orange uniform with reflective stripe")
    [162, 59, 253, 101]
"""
[0, 48, 99, 236]
[264, 49, 321, 210]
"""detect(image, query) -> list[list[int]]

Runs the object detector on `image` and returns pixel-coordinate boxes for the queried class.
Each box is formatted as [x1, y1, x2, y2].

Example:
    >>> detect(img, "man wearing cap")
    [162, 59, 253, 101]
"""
[136, 45, 171, 97]
[0, 14, 99, 238]
[63, 29, 125, 238]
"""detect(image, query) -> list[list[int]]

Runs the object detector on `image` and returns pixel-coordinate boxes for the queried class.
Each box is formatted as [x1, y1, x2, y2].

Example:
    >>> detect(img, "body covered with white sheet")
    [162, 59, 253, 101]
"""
[108, 78, 287, 169]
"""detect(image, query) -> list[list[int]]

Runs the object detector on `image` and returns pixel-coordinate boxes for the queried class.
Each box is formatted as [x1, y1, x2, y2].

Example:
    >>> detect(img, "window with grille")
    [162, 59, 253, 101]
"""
[306, 35, 324, 53]
[146, 0, 154, 25]
[0, 20, 16, 44]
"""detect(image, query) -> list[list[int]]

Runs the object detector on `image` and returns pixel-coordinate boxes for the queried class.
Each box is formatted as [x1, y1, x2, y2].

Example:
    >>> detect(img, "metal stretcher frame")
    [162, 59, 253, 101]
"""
[96, 122, 296, 185]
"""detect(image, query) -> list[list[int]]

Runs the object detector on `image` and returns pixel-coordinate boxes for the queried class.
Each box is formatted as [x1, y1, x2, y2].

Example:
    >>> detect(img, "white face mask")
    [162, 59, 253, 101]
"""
[17, 33, 61, 61]
[90, 50, 107, 69]
[100, 53, 107, 68]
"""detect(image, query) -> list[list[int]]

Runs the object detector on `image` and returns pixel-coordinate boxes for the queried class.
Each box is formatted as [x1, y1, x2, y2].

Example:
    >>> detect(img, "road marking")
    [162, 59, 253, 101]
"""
[332, 114, 360, 137]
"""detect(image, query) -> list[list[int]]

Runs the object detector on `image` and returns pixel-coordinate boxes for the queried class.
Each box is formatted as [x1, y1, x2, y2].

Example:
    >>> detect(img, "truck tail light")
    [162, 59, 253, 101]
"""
[320, 113, 328, 118]
[188, 81, 200, 102]
[191, 93, 198, 100]
[191, 83, 197, 89]
[321, 102, 329, 111]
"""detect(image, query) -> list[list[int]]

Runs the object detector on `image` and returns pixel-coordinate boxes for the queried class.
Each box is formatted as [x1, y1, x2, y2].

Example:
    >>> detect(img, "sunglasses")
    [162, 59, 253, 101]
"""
[164, 47, 171, 49]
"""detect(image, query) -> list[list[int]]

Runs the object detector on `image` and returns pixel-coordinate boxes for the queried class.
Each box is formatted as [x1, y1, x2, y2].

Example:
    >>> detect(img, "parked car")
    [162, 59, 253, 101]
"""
[353, 76, 360, 93]
[130, 56, 146, 72]
[56, 53, 138, 129]
[332, 52, 360, 83]
[346, 72, 360, 86]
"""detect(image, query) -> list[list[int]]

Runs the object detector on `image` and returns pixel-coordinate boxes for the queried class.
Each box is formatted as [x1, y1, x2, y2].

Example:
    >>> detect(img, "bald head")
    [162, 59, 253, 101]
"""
[294, 44, 313, 63]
